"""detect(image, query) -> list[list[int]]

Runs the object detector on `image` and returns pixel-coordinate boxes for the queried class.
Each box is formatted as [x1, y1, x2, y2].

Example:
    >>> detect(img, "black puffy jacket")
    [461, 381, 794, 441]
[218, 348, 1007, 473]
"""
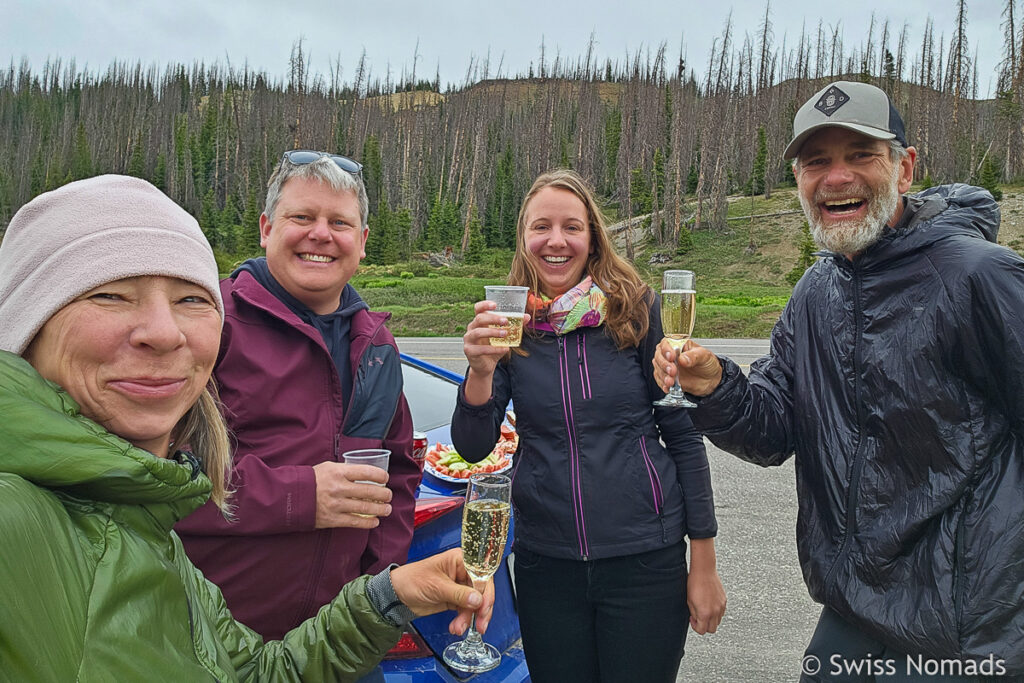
[692, 184, 1024, 672]
[453, 294, 717, 561]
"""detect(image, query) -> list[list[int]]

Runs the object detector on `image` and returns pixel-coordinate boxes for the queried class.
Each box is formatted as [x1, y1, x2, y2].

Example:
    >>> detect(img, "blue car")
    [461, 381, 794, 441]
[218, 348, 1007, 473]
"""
[380, 354, 529, 682]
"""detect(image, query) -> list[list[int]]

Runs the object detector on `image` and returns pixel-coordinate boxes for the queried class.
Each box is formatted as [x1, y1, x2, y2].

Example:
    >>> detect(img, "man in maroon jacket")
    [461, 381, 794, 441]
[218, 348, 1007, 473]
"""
[176, 151, 420, 663]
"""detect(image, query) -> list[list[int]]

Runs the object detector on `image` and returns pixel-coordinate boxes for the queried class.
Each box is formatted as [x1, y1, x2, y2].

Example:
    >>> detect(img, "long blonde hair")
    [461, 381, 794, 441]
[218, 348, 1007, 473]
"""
[508, 169, 651, 349]
[174, 383, 233, 514]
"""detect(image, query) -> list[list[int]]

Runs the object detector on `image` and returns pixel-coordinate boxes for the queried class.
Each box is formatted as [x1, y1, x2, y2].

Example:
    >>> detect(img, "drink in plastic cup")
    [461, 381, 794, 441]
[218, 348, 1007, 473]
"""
[342, 448, 390, 517]
[484, 285, 529, 347]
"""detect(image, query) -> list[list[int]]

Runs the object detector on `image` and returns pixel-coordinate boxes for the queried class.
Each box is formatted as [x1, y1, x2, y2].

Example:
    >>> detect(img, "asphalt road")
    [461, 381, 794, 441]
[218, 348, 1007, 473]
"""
[395, 337, 819, 682]
[394, 337, 772, 377]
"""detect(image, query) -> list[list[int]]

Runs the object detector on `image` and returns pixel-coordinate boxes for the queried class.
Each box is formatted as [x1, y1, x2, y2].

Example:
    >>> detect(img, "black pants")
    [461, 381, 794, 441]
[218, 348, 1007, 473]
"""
[800, 607, 990, 682]
[513, 543, 689, 683]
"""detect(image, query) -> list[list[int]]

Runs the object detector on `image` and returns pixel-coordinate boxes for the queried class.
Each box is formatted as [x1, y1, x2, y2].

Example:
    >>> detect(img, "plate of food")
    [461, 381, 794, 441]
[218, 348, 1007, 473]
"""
[424, 431, 517, 483]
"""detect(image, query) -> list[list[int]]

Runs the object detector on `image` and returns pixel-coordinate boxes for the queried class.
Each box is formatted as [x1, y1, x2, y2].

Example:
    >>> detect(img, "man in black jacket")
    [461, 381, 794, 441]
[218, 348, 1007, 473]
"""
[655, 81, 1024, 681]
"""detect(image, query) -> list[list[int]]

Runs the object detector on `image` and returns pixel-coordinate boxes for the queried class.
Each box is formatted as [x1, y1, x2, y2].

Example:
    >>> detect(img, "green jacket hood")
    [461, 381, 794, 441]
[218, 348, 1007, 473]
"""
[0, 350, 211, 517]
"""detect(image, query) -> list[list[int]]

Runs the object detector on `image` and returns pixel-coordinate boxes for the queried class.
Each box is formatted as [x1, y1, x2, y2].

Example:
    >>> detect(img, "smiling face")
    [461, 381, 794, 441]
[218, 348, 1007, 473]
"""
[260, 176, 368, 314]
[23, 276, 221, 457]
[522, 186, 593, 298]
[795, 127, 915, 257]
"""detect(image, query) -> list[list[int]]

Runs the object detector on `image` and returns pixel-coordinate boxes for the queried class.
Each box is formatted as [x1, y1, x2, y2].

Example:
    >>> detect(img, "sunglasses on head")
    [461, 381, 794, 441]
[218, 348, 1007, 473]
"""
[282, 149, 363, 176]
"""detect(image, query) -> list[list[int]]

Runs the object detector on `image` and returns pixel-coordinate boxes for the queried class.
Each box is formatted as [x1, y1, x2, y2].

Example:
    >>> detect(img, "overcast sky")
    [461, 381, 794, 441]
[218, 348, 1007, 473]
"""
[3, 0, 1006, 97]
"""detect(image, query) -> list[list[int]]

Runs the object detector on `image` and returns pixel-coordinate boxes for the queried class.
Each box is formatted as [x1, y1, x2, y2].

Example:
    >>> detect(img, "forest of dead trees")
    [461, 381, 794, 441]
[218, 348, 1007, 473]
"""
[1, 0, 1022, 264]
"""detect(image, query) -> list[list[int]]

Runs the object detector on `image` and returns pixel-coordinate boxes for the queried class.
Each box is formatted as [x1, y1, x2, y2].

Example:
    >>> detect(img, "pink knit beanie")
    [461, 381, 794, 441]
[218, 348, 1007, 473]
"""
[0, 175, 223, 355]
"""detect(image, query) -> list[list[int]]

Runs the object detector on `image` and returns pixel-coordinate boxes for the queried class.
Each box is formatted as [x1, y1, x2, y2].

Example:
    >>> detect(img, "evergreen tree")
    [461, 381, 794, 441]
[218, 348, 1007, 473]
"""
[127, 138, 146, 179]
[365, 201, 391, 264]
[362, 134, 384, 213]
[676, 222, 695, 255]
[174, 114, 189, 195]
[629, 166, 651, 215]
[194, 98, 218, 190]
[686, 148, 701, 193]
[418, 195, 444, 251]
[70, 122, 92, 181]
[978, 155, 1003, 200]
[786, 221, 817, 286]
[484, 146, 517, 248]
[391, 207, 413, 261]
[464, 206, 486, 264]
[219, 192, 241, 253]
[152, 152, 167, 191]
[652, 148, 666, 211]
[240, 184, 263, 254]
[199, 188, 220, 248]
[440, 199, 462, 248]
[29, 151, 47, 198]
[882, 50, 897, 94]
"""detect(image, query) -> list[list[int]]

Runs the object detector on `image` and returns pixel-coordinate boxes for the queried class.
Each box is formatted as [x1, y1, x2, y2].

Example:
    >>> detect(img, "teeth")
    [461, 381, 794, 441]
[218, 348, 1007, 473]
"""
[300, 254, 334, 263]
[544, 256, 569, 264]
[824, 199, 863, 207]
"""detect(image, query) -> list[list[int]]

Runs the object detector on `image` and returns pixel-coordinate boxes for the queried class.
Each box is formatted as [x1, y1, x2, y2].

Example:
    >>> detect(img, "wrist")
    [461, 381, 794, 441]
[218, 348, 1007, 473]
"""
[366, 565, 417, 627]
[689, 538, 719, 572]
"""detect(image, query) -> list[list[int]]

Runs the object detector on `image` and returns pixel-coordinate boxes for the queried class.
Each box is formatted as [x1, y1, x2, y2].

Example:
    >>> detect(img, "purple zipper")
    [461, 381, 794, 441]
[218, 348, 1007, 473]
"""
[577, 335, 592, 399]
[638, 436, 664, 513]
[559, 336, 590, 558]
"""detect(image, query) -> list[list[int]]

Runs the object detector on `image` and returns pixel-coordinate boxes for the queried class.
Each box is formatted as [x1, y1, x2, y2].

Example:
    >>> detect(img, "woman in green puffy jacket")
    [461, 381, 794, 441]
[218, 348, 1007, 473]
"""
[0, 175, 490, 682]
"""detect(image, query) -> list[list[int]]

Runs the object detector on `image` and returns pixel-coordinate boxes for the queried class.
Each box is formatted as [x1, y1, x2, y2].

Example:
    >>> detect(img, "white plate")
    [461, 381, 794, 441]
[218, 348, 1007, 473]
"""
[424, 458, 513, 483]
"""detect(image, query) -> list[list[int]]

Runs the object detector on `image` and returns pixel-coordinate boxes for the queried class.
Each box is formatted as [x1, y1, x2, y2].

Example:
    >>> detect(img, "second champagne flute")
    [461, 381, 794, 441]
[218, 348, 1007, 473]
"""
[442, 473, 512, 673]
[654, 270, 698, 408]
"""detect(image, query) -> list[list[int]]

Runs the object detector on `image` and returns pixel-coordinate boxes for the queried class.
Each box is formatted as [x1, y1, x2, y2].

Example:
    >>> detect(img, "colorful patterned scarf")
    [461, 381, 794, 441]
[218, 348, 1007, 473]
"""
[526, 276, 607, 335]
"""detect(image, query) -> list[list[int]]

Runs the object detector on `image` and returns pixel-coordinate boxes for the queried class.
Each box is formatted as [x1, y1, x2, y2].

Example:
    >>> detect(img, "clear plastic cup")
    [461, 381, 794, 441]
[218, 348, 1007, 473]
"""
[484, 285, 529, 348]
[342, 448, 390, 517]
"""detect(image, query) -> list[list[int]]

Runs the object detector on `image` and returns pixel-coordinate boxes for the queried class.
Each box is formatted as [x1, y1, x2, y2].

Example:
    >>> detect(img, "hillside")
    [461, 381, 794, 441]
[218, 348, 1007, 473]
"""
[355, 184, 1024, 340]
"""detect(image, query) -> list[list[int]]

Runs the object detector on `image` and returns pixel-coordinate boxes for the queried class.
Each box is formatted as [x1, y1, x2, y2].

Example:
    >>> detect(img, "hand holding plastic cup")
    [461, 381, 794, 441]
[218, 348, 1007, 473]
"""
[342, 448, 390, 518]
[484, 285, 529, 348]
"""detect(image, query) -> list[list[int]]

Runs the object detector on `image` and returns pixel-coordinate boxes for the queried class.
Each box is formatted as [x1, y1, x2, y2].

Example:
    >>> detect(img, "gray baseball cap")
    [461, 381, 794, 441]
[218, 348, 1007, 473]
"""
[784, 80, 908, 159]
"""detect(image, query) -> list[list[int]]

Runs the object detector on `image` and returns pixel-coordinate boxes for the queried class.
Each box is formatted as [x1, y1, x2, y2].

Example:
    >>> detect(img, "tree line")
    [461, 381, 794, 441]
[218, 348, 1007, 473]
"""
[0, 0, 1017, 264]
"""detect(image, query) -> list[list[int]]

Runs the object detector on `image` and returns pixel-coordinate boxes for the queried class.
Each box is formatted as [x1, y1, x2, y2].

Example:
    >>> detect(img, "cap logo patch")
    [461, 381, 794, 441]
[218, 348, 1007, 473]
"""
[814, 85, 849, 117]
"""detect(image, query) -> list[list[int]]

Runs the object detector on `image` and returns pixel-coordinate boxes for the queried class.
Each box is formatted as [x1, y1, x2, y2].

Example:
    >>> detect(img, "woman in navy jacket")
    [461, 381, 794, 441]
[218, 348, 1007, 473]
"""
[452, 170, 725, 683]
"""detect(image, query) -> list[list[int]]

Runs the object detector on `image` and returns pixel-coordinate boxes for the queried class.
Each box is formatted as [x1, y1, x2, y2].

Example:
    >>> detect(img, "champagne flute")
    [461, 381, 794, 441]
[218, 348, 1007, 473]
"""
[654, 270, 698, 408]
[443, 473, 512, 673]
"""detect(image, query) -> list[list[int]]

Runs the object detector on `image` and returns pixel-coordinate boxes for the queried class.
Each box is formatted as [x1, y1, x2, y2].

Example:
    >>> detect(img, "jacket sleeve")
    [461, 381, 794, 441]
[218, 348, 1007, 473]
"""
[451, 362, 511, 463]
[361, 391, 417, 574]
[180, 536, 401, 682]
[958, 246, 1024, 424]
[688, 297, 798, 467]
[642, 294, 717, 539]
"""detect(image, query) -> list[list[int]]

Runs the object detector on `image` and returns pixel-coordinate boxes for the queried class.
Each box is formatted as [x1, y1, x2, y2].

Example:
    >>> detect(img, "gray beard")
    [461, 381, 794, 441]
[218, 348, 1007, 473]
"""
[800, 166, 901, 256]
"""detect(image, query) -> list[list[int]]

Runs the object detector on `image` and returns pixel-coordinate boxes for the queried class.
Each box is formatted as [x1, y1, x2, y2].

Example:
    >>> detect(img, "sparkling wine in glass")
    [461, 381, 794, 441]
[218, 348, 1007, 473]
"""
[654, 270, 698, 408]
[443, 473, 512, 673]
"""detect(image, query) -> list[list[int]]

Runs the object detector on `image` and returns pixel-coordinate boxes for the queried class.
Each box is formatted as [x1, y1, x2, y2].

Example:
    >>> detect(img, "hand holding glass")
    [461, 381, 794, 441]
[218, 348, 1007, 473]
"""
[341, 448, 390, 518]
[443, 473, 512, 673]
[484, 286, 529, 348]
[654, 270, 698, 408]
